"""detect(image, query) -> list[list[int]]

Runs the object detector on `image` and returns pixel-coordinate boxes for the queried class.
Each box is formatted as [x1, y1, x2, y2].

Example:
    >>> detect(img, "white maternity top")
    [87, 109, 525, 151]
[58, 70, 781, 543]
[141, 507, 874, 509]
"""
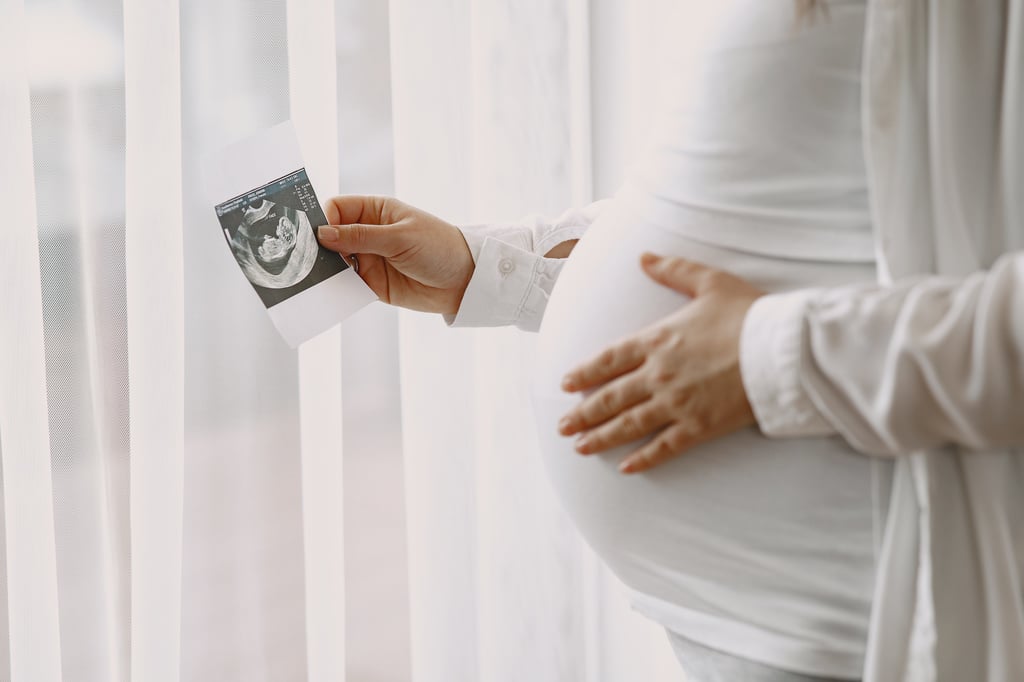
[452, 2, 1024, 681]
[455, 0, 883, 678]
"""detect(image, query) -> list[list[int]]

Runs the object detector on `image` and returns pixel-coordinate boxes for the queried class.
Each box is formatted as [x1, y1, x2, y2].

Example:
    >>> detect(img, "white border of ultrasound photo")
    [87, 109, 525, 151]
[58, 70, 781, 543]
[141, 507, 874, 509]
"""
[205, 122, 376, 347]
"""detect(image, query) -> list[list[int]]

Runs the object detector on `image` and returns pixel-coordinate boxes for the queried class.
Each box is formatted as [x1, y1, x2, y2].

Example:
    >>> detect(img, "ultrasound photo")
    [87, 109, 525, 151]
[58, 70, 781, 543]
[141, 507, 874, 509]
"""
[215, 169, 349, 308]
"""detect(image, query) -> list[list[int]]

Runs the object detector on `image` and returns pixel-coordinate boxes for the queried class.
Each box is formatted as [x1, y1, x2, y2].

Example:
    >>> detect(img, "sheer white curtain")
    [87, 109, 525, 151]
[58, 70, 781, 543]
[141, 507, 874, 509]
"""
[1, 0, 697, 679]
[390, 0, 684, 680]
[4, 0, 352, 679]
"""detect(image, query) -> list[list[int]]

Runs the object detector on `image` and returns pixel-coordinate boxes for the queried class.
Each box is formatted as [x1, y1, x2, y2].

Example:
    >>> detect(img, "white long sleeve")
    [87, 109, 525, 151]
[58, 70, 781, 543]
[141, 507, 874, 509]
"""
[446, 201, 608, 331]
[740, 250, 1024, 457]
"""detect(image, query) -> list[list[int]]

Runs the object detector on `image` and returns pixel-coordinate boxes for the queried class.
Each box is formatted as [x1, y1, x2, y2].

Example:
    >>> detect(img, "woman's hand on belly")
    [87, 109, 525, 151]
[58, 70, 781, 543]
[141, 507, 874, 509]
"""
[558, 253, 765, 474]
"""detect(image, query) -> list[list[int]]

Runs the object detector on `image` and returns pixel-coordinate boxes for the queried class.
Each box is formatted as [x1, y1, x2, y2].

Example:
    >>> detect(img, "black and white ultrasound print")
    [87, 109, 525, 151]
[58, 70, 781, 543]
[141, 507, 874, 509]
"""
[215, 168, 348, 308]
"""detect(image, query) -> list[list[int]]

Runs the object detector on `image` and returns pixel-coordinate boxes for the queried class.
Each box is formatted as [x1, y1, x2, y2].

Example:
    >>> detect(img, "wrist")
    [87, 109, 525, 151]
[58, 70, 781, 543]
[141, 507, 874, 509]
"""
[739, 290, 834, 437]
[543, 239, 578, 259]
[446, 228, 476, 315]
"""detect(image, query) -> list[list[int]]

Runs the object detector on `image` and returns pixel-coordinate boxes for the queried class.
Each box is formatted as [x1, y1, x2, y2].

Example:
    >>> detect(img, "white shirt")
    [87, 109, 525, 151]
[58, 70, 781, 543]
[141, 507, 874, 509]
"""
[627, 0, 874, 263]
[449, 3, 1024, 681]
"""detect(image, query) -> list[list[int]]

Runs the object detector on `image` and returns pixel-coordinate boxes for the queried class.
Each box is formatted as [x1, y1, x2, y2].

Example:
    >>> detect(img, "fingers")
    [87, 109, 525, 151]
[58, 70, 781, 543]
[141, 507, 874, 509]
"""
[559, 376, 649, 436]
[574, 402, 673, 455]
[618, 421, 704, 474]
[317, 223, 402, 258]
[323, 195, 394, 226]
[640, 252, 712, 297]
[320, 196, 417, 257]
[562, 340, 646, 393]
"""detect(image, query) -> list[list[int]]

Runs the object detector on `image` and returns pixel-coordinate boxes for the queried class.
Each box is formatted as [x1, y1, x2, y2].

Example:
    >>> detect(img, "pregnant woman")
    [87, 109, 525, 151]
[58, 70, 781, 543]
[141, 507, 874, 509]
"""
[317, 1, 1024, 680]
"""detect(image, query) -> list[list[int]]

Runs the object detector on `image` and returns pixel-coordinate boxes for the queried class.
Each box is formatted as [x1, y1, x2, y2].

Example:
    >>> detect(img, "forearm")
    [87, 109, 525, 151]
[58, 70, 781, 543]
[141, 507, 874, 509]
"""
[742, 250, 1024, 456]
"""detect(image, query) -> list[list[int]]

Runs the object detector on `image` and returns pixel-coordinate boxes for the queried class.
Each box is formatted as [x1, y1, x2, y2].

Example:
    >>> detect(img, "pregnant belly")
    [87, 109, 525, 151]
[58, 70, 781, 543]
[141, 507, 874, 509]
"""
[530, 200, 886, 675]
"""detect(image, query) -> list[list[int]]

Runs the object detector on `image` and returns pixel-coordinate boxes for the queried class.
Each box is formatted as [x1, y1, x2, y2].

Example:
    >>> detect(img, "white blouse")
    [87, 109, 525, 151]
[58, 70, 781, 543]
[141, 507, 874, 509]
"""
[449, 3, 1024, 681]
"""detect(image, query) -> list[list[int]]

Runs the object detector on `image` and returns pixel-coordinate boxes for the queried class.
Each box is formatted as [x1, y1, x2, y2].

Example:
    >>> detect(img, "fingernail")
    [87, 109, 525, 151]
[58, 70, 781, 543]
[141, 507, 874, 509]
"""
[561, 376, 576, 391]
[575, 436, 591, 454]
[558, 417, 574, 435]
[317, 225, 339, 242]
[619, 459, 636, 474]
[640, 252, 659, 267]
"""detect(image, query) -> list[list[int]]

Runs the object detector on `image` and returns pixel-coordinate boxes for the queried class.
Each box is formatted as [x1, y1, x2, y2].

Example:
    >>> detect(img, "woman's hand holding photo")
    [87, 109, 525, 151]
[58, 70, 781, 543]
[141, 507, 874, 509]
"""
[558, 253, 766, 474]
[317, 196, 476, 315]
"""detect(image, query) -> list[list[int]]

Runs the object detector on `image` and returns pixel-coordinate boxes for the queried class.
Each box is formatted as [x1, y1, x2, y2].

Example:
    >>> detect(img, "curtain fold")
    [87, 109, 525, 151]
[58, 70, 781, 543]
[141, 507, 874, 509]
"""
[178, 0, 310, 676]
[390, 1, 683, 680]
[24, 0, 131, 677]
[3, 0, 702, 678]
[287, 0, 346, 679]
[0, 1, 64, 679]
[389, 1, 481, 680]
[124, 0, 185, 680]
[464, 3, 592, 679]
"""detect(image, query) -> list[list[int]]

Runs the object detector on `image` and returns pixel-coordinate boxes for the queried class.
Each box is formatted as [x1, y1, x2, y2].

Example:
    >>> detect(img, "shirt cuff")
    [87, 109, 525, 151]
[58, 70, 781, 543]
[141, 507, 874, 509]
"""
[740, 290, 835, 438]
[444, 236, 565, 332]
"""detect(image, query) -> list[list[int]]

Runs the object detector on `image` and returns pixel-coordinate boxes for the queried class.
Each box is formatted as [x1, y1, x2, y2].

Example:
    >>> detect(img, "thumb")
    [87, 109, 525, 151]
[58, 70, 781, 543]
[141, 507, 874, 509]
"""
[317, 223, 401, 257]
[640, 252, 710, 297]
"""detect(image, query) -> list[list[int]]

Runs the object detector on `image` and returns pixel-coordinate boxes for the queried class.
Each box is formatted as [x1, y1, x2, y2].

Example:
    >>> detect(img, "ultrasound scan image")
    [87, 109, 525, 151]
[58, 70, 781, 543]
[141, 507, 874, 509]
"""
[232, 199, 317, 285]
[215, 169, 349, 308]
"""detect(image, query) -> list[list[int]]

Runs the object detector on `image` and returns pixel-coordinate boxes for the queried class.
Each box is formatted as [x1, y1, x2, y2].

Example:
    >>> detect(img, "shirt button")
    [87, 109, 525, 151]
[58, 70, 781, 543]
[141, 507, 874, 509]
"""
[498, 258, 515, 275]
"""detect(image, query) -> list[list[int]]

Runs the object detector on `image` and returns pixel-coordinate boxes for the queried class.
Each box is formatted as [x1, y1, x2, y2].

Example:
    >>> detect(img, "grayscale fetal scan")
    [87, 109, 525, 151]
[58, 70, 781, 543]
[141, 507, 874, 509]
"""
[215, 169, 349, 308]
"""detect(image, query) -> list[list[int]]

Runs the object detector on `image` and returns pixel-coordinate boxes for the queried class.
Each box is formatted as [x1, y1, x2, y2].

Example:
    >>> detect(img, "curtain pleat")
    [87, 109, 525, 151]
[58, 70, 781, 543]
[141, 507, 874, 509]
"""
[286, 0, 346, 679]
[4, 0, 707, 678]
[25, 0, 134, 674]
[387, 0, 598, 679]
[389, 1, 482, 679]
[399, 319, 482, 682]
[465, 3, 591, 680]
[123, 0, 185, 680]
[177, 0, 310, 677]
[0, 1, 65, 679]
[391, 1, 689, 679]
